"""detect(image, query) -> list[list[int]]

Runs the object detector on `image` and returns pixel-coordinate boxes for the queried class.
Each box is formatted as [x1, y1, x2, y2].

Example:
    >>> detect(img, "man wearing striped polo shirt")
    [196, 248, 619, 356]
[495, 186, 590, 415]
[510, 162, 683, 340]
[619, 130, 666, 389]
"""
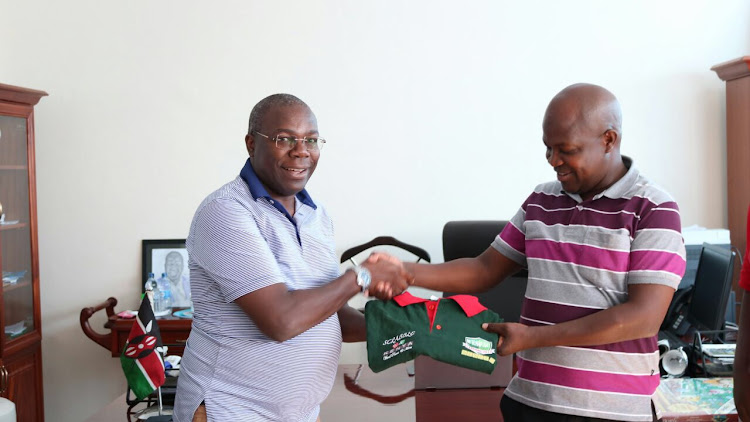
[373, 84, 686, 421]
[733, 205, 750, 421]
[173, 94, 412, 422]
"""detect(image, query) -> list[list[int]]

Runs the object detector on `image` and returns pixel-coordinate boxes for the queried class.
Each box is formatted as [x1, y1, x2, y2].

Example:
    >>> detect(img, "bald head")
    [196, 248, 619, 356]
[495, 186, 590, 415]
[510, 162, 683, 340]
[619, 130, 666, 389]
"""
[544, 83, 622, 143]
[542, 83, 628, 201]
[247, 93, 313, 135]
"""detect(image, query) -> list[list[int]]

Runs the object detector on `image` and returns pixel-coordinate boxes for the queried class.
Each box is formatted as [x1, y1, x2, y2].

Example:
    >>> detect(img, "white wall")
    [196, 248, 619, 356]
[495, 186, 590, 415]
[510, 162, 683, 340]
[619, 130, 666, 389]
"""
[1, 1, 748, 420]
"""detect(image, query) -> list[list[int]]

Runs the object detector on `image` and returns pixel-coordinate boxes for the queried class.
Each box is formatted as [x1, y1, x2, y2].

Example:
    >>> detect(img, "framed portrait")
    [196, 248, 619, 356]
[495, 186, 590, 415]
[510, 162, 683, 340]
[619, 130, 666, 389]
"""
[141, 239, 192, 308]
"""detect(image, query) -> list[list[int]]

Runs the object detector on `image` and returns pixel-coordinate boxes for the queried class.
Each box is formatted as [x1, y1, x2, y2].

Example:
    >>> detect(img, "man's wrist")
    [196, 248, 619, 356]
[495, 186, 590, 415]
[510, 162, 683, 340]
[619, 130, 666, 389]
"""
[349, 265, 372, 293]
[403, 262, 417, 286]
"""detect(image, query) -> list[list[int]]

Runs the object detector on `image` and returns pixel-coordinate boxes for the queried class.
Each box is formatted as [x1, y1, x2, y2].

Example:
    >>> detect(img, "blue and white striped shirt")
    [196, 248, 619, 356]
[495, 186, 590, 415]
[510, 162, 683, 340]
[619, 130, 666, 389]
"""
[174, 159, 342, 422]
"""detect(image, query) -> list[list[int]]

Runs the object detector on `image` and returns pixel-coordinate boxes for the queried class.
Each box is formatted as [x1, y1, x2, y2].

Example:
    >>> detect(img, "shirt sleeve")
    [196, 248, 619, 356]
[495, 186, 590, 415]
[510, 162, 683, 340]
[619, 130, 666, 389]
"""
[740, 205, 750, 292]
[627, 200, 687, 288]
[492, 195, 531, 267]
[189, 197, 285, 302]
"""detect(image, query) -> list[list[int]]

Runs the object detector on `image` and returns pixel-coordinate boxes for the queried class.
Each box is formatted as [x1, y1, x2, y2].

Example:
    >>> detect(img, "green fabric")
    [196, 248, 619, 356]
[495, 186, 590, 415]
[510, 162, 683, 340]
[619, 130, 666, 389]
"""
[365, 297, 502, 374]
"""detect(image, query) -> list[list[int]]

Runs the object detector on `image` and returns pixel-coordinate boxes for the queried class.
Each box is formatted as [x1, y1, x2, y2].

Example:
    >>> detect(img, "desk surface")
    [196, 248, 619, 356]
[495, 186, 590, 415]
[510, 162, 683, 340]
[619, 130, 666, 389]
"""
[86, 363, 504, 422]
[653, 377, 738, 421]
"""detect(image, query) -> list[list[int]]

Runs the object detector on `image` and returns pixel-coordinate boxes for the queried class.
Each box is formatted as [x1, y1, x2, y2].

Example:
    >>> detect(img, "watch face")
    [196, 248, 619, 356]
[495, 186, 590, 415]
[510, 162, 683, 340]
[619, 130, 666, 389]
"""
[360, 268, 371, 284]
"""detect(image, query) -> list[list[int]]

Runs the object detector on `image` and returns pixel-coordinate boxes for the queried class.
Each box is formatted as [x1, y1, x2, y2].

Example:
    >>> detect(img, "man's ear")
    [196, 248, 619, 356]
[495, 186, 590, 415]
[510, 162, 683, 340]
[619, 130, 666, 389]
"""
[245, 133, 255, 158]
[603, 129, 619, 153]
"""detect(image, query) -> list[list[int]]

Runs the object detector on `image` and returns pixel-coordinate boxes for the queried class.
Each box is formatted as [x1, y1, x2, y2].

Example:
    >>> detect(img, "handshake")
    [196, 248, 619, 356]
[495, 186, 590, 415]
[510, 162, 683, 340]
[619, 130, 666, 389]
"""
[357, 252, 414, 300]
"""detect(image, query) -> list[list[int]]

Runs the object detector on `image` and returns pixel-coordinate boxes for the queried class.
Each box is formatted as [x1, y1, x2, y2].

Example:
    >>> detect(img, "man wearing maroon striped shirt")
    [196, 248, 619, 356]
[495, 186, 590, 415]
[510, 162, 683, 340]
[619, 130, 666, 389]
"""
[733, 205, 750, 421]
[373, 83, 686, 421]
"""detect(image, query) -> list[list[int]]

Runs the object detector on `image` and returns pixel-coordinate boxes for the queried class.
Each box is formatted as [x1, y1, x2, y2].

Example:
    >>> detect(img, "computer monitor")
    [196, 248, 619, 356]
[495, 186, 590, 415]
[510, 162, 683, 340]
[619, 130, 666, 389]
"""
[686, 243, 736, 333]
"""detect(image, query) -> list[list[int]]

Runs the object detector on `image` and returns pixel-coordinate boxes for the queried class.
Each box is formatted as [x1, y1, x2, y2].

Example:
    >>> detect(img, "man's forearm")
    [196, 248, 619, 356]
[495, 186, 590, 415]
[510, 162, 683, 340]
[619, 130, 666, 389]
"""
[407, 259, 485, 293]
[527, 284, 674, 349]
[338, 304, 366, 342]
[237, 259, 410, 342]
[240, 271, 362, 342]
[408, 248, 519, 294]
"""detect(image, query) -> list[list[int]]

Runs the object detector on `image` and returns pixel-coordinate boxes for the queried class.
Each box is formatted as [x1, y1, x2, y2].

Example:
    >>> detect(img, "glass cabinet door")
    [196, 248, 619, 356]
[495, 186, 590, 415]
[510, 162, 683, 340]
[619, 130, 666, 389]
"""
[0, 112, 35, 343]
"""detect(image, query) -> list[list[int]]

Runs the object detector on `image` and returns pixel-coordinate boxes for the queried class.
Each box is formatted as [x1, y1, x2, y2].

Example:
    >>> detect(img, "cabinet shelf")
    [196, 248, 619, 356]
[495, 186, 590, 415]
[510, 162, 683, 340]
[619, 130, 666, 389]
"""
[0, 222, 27, 231]
[2, 279, 31, 293]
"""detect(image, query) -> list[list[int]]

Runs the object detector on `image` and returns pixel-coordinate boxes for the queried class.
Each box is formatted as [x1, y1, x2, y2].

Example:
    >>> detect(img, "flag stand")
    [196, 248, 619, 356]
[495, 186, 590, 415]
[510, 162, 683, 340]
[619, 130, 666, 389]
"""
[157, 386, 164, 415]
[121, 289, 172, 421]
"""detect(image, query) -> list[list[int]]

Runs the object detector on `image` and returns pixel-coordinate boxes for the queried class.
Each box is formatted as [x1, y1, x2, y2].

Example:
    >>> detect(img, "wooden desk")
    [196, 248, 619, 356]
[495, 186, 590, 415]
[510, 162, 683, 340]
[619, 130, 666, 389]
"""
[86, 364, 504, 421]
[86, 363, 739, 422]
[323, 364, 503, 422]
[105, 315, 191, 357]
[80, 297, 192, 357]
[653, 377, 738, 421]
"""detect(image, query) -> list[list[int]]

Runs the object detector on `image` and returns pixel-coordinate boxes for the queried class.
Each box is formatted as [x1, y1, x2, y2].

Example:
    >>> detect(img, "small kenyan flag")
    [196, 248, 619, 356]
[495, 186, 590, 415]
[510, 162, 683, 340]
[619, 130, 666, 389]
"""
[120, 294, 166, 400]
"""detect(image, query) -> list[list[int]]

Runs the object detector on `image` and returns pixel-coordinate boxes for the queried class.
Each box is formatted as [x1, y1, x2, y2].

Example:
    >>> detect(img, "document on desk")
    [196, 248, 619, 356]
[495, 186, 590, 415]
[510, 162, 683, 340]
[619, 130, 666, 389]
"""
[653, 377, 737, 421]
[701, 344, 736, 359]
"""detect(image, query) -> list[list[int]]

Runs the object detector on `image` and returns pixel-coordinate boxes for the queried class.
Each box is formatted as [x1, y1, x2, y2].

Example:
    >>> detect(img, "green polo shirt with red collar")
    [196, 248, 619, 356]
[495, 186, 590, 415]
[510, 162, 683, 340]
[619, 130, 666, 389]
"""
[365, 292, 502, 374]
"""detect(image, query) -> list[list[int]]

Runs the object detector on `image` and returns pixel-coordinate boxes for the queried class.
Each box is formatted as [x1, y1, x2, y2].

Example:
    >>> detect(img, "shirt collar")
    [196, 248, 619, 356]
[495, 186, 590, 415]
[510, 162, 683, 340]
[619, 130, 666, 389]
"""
[561, 155, 638, 201]
[393, 292, 488, 318]
[239, 158, 317, 209]
[597, 155, 638, 200]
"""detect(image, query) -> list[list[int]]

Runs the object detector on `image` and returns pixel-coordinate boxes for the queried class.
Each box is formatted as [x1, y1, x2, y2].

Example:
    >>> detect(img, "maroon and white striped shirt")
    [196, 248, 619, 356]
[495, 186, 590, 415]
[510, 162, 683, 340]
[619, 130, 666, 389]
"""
[493, 157, 686, 421]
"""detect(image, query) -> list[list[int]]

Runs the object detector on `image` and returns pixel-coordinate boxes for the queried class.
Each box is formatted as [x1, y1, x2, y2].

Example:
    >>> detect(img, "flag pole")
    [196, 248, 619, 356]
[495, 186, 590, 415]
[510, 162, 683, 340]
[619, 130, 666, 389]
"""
[157, 336, 165, 416]
[157, 338, 168, 416]
[157, 385, 163, 415]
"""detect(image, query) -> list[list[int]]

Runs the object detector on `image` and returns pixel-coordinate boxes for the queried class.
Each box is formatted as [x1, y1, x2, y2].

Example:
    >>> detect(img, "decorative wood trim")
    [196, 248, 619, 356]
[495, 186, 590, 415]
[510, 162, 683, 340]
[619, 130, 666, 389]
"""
[0, 83, 48, 106]
[711, 56, 750, 82]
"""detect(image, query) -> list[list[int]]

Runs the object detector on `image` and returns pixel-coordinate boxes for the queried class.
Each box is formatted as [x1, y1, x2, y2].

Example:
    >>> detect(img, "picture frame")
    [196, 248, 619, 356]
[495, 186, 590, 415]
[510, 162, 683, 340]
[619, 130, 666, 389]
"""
[141, 239, 192, 308]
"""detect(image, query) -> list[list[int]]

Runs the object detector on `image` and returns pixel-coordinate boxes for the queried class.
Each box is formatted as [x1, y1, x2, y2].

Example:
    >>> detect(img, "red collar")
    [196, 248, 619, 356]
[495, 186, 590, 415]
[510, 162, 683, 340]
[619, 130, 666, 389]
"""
[392, 292, 488, 318]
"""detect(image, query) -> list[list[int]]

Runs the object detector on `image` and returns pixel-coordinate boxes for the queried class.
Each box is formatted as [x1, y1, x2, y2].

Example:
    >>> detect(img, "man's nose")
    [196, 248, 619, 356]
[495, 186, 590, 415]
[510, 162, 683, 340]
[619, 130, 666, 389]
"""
[290, 140, 311, 156]
[547, 150, 562, 167]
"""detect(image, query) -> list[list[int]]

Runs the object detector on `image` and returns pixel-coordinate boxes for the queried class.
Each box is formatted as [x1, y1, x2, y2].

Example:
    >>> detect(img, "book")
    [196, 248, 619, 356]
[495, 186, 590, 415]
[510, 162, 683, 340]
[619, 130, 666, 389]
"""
[653, 377, 737, 421]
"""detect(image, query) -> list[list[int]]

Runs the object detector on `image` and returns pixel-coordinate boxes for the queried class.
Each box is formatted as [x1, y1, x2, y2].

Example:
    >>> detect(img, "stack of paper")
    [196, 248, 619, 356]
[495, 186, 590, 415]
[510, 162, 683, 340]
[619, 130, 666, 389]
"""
[2, 270, 26, 284]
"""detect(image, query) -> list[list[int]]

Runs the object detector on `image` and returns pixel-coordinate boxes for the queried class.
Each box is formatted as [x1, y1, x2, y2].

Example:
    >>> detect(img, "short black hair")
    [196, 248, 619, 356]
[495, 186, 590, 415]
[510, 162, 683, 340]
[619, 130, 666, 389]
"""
[247, 94, 310, 135]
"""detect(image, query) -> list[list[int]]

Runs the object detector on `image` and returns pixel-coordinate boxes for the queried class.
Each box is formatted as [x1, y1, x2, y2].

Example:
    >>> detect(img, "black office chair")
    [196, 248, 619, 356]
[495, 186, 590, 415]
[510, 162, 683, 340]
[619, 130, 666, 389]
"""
[442, 220, 528, 323]
[413, 221, 521, 389]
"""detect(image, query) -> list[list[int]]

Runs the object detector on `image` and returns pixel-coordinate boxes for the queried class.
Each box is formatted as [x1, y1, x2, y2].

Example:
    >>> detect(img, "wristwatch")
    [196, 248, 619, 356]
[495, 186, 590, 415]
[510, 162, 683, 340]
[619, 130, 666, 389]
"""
[351, 265, 372, 293]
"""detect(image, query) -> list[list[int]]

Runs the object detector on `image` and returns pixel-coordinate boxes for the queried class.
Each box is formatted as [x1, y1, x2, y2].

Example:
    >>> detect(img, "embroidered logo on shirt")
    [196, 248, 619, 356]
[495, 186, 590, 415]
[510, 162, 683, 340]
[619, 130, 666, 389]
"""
[461, 349, 496, 364]
[462, 337, 495, 355]
[382, 331, 415, 346]
[461, 337, 496, 364]
[383, 339, 414, 361]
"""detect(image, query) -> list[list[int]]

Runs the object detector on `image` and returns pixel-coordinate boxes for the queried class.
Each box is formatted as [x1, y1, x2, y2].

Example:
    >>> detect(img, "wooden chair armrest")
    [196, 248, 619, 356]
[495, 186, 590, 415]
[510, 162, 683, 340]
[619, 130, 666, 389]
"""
[80, 297, 118, 351]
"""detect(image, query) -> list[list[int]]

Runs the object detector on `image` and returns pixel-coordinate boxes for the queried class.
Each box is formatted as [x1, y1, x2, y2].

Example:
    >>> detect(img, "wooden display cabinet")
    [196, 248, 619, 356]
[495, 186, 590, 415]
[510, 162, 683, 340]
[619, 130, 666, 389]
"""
[712, 57, 750, 319]
[0, 83, 47, 421]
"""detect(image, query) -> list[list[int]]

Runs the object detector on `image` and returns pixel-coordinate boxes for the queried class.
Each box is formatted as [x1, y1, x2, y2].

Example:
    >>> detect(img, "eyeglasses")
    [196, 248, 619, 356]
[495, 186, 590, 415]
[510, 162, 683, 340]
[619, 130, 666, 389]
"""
[253, 131, 326, 151]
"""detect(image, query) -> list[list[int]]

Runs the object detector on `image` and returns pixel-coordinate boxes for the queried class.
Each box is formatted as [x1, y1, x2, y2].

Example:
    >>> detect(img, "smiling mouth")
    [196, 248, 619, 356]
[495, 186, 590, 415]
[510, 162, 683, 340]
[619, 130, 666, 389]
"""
[282, 166, 307, 174]
[556, 171, 572, 181]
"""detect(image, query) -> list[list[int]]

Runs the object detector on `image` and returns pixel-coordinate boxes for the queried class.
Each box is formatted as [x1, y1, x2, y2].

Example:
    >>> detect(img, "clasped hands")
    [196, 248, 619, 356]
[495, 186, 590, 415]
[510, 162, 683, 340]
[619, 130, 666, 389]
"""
[360, 252, 413, 300]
